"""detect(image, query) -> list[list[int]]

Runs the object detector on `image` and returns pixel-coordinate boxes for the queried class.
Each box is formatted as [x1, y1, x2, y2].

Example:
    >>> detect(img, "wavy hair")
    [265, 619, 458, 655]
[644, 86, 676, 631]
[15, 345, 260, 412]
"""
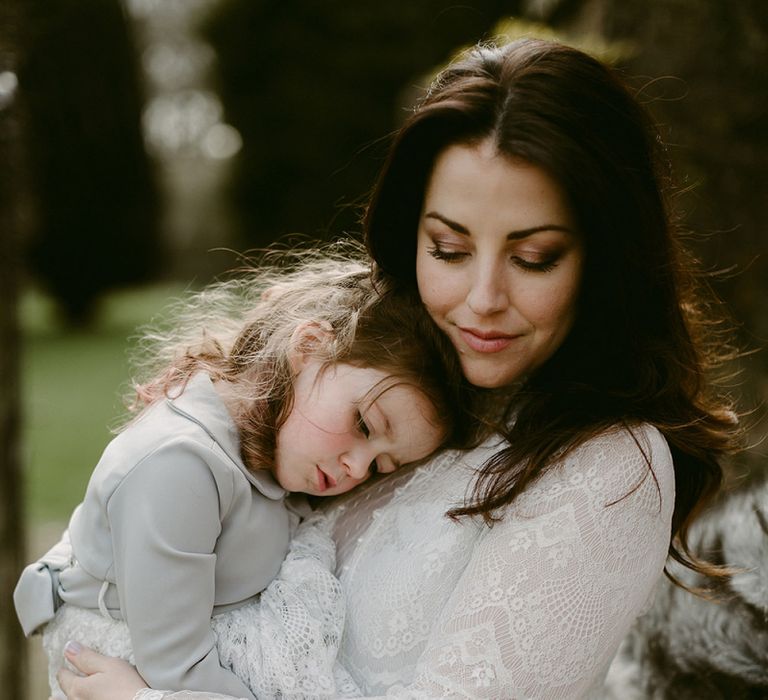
[364, 39, 742, 581]
[128, 245, 472, 473]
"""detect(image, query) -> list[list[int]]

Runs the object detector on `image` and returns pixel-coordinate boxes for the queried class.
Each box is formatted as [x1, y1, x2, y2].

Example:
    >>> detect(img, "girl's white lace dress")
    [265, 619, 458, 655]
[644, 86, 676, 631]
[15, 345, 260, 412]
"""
[116, 425, 674, 699]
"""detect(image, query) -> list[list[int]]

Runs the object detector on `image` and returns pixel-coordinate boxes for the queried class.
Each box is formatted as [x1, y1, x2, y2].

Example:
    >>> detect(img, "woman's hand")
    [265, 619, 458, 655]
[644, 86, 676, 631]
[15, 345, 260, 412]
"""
[53, 641, 147, 700]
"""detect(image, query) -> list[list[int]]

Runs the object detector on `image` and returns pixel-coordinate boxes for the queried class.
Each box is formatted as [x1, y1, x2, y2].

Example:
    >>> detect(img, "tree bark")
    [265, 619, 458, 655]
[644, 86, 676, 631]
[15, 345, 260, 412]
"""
[0, 0, 27, 696]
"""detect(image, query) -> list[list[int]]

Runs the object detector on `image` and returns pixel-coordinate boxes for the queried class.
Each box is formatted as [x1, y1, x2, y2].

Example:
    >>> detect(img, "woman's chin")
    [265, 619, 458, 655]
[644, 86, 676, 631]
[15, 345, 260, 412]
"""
[460, 360, 525, 389]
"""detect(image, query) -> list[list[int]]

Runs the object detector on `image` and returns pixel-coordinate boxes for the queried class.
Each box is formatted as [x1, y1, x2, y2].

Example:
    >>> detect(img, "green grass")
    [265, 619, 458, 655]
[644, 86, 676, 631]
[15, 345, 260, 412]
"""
[22, 283, 187, 522]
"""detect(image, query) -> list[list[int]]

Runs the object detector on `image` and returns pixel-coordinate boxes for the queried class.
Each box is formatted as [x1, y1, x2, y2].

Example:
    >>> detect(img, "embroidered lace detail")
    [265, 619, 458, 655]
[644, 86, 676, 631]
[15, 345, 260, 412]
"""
[212, 514, 360, 698]
[135, 691, 183, 700]
[135, 693, 244, 700]
[330, 425, 675, 698]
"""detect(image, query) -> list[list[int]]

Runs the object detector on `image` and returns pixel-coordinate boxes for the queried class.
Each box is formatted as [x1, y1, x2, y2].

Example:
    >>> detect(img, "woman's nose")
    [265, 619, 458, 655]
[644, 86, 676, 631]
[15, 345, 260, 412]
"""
[466, 265, 509, 316]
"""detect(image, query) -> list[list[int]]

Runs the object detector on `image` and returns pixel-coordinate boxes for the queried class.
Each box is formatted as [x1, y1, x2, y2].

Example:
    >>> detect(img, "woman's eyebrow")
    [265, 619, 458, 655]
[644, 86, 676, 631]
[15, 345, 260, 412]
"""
[424, 211, 574, 239]
[425, 211, 470, 235]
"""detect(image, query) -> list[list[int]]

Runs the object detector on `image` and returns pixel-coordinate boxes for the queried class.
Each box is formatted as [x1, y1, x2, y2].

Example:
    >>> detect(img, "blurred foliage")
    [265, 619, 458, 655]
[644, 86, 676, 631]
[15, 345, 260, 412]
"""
[19, 0, 161, 327]
[202, 0, 520, 247]
[22, 284, 185, 521]
[491, 16, 635, 63]
[612, 1, 767, 344]
[542, 0, 768, 356]
[537, 0, 768, 467]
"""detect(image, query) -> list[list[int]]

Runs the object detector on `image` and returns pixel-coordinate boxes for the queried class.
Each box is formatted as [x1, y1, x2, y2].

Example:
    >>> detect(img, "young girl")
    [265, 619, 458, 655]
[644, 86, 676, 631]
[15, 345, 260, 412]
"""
[15, 254, 471, 699]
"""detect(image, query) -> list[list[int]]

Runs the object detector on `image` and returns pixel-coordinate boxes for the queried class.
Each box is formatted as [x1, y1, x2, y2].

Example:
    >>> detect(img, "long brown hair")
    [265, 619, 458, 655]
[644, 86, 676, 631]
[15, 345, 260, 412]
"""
[364, 39, 741, 579]
[129, 247, 472, 473]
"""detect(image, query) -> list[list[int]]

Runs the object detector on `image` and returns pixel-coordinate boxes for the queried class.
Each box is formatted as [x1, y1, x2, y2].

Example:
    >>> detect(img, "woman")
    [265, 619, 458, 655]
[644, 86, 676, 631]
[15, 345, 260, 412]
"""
[54, 38, 739, 699]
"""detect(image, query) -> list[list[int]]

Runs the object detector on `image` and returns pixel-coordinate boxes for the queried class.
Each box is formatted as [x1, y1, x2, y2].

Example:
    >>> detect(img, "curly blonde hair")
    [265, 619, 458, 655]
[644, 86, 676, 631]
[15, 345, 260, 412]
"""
[128, 246, 471, 472]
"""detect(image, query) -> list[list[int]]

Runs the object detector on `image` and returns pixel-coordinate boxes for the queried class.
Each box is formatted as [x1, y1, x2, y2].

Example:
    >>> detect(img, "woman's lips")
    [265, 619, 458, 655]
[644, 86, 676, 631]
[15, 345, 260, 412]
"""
[459, 327, 519, 353]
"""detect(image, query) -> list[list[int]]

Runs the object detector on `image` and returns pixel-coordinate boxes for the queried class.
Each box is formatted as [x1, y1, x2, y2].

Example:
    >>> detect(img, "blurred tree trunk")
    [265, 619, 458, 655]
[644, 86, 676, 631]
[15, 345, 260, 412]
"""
[21, 0, 160, 327]
[0, 0, 27, 695]
[204, 0, 519, 248]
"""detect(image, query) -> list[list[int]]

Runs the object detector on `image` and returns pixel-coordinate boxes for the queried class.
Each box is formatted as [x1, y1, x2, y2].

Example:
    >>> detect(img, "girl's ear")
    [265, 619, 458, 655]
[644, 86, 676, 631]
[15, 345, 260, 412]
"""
[287, 320, 334, 373]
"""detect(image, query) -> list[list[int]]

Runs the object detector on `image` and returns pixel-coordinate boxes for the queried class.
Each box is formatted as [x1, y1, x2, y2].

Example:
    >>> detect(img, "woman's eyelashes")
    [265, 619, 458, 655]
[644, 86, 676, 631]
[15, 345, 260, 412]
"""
[426, 243, 561, 272]
[511, 254, 560, 272]
[426, 245, 468, 263]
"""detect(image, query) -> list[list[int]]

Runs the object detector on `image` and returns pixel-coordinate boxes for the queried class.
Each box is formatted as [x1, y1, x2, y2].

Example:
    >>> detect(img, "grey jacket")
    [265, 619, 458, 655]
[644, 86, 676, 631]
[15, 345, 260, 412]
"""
[15, 373, 291, 699]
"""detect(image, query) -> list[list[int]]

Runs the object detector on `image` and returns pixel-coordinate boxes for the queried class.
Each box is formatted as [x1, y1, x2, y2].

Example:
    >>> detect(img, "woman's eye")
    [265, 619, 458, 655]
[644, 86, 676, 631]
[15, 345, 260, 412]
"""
[427, 246, 468, 263]
[512, 255, 558, 273]
[356, 411, 370, 438]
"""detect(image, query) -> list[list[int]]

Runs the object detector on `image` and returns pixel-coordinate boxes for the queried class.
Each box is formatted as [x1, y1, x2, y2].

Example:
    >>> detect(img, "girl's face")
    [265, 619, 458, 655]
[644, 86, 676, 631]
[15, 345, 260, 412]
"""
[272, 360, 444, 496]
[416, 141, 584, 389]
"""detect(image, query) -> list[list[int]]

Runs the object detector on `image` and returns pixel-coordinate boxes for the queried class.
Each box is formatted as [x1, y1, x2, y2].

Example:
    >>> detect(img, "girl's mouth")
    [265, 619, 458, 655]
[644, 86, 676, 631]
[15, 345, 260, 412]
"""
[316, 467, 337, 492]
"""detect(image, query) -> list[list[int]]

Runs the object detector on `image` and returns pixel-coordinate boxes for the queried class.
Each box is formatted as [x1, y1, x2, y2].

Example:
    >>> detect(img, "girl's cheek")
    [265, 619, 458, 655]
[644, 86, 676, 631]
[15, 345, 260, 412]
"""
[310, 427, 351, 453]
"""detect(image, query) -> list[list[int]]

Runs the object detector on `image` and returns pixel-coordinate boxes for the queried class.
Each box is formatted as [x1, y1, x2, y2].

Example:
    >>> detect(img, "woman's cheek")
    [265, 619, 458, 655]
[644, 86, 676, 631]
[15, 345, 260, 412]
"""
[418, 260, 457, 313]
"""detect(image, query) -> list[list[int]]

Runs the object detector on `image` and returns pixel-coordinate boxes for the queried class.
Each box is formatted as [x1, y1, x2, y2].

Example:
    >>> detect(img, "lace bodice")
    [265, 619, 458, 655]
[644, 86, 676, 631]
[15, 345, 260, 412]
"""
[135, 424, 675, 699]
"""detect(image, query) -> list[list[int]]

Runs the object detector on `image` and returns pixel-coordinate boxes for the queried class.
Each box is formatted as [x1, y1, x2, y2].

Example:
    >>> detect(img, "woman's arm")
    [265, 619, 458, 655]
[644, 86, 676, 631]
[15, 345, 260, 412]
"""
[58, 426, 675, 700]
[385, 425, 675, 698]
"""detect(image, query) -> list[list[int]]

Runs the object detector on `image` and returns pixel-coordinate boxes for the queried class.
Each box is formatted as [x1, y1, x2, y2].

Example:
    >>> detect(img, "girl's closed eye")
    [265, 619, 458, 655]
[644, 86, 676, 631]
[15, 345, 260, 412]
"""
[356, 410, 371, 438]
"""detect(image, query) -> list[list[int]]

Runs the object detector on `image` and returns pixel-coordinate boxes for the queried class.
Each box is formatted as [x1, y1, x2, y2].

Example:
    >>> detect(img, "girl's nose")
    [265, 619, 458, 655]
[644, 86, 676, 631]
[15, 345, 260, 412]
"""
[466, 265, 509, 316]
[341, 446, 375, 480]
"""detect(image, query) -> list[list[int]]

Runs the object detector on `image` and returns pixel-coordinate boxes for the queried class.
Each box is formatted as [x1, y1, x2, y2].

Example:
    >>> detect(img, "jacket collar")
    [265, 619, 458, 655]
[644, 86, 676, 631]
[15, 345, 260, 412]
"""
[166, 373, 286, 501]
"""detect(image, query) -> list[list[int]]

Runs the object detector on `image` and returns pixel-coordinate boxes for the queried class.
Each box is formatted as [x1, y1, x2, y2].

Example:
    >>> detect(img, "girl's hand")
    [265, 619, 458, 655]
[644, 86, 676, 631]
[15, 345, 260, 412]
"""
[54, 641, 147, 700]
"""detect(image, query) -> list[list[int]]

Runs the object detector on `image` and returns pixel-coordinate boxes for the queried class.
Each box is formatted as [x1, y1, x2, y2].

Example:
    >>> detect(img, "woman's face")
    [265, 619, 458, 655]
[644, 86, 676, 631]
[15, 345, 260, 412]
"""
[416, 141, 584, 388]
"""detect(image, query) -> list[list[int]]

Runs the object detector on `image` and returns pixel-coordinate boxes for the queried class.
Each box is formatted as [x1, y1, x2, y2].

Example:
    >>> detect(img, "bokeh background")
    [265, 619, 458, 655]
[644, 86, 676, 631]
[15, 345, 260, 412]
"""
[1, 1, 766, 697]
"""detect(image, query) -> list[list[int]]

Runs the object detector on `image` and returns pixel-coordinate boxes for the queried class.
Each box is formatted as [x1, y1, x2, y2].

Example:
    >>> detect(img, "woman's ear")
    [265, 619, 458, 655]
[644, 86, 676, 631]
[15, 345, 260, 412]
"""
[287, 320, 334, 373]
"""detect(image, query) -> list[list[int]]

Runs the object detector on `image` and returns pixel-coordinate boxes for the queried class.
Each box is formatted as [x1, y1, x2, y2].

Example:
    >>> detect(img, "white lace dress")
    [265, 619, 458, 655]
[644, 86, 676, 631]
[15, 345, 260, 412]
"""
[133, 424, 673, 699]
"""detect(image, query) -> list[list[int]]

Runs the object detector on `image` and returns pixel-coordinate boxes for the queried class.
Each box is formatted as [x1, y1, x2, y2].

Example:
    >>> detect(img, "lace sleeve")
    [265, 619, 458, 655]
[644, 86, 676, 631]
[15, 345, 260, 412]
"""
[134, 692, 246, 700]
[378, 425, 676, 699]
